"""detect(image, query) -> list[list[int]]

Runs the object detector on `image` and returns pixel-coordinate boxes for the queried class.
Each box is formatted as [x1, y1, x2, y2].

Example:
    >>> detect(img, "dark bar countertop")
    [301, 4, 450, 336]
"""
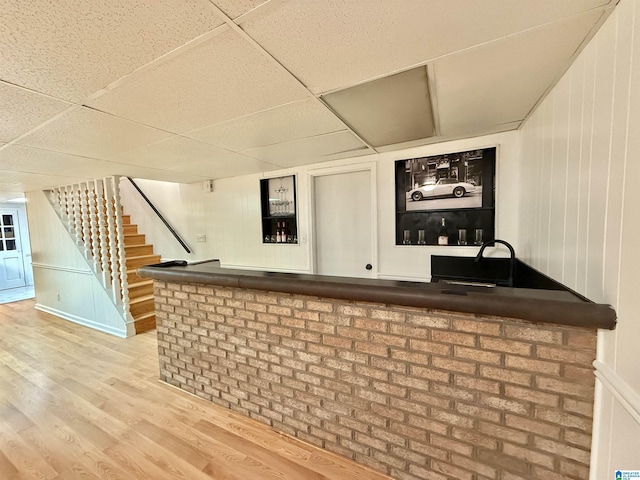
[138, 260, 616, 330]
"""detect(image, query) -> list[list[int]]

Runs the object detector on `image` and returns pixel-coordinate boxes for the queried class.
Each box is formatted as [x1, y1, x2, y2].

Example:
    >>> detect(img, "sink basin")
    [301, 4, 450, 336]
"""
[431, 255, 588, 301]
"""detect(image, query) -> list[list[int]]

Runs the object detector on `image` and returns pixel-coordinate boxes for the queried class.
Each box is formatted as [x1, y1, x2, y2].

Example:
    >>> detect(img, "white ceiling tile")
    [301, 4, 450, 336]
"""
[211, 0, 269, 19]
[0, 145, 118, 178]
[186, 98, 346, 151]
[0, 82, 71, 143]
[171, 152, 280, 179]
[0, 0, 224, 102]
[88, 28, 310, 133]
[16, 107, 172, 159]
[114, 136, 233, 169]
[435, 10, 603, 136]
[241, 0, 610, 94]
[242, 131, 368, 167]
[0, 170, 87, 188]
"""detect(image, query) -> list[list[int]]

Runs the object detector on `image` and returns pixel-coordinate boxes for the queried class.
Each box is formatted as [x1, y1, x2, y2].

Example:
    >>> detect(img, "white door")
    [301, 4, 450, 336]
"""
[0, 209, 26, 290]
[313, 169, 374, 278]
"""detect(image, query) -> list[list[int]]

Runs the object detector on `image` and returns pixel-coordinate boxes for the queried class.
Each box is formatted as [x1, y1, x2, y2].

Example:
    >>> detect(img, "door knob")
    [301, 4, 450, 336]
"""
[365, 264, 373, 270]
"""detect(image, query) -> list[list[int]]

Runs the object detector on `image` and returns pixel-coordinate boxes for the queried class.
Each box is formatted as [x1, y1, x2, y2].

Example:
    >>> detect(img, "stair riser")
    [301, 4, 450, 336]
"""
[129, 283, 154, 298]
[124, 234, 146, 245]
[127, 270, 145, 284]
[123, 224, 138, 235]
[125, 245, 154, 256]
[134, 316, 157, 334]
[130, 299, 155, 317]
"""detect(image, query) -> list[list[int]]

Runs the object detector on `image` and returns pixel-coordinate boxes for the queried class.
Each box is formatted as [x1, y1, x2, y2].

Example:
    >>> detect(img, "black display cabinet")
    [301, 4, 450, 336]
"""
[260, 175, 298, 244]
[395, 147, 496, 246]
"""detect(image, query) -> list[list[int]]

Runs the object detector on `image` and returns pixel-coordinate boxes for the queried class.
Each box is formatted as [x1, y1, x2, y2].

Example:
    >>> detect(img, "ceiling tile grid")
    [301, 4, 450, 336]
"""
[15, 106, 173, 160]
[87, 28, 311, 134]
[0, 0, 617, 191]
[0, 82, 72, 143]
[239, 0, 613, 95]
[186, 98, 348, 151]
[434, 9, 605, 135]
[0, 0, 225, 102]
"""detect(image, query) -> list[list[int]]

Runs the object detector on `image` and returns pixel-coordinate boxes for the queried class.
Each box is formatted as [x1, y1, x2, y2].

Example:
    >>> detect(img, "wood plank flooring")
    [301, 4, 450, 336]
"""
[0, 300, 392, 480]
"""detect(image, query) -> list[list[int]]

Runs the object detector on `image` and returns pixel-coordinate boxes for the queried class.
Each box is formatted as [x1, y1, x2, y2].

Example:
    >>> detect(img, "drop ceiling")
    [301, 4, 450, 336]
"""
[0, 0, 617, 193]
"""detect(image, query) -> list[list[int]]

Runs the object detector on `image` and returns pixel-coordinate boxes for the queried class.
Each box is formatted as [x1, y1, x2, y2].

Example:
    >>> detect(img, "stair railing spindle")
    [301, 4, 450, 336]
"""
[88, 180, 101, 275]
[112, 176, 131, 320]
[103, 179, 122, 304]
[96, 179, 111, 288]
[79, 182, 91, 261]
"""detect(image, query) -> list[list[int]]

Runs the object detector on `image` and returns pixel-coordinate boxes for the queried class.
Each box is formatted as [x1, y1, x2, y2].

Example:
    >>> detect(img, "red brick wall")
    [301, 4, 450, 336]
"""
[154, 280, 597, 480]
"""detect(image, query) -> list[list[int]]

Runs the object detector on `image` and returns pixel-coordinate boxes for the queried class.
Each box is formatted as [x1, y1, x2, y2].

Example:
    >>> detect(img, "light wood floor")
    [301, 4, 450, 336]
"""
[0, 299, 391, 480]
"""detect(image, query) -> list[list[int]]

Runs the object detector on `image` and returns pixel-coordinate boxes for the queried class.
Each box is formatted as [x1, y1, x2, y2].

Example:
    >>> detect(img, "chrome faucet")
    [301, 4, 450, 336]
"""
[475, 239, 516, 287]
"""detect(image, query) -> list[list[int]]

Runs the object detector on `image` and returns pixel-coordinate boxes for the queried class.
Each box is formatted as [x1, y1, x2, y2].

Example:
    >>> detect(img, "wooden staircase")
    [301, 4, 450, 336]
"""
[121, 214, 160, 334]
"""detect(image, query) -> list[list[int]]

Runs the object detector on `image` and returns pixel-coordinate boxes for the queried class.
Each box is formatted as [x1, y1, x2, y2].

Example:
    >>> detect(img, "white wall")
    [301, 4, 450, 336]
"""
[518, 0, 640, 476]
[26, 191, 130, 337]
[0, 201, 33, 287]
[120, 130, 520, 281]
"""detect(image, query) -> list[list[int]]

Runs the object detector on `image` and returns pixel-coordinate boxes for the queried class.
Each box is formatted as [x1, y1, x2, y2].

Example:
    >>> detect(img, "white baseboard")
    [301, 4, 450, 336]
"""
[593, 360, 640, 425]
[35, 303, 129, 338]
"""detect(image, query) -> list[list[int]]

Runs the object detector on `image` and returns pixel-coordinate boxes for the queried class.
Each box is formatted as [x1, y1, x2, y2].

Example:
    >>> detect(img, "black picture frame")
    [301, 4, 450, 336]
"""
[395, 147, 496, 246]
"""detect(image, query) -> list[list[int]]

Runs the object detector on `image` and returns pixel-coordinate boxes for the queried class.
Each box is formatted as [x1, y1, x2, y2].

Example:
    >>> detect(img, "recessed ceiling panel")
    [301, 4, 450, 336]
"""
[171, 152, 280, 180]
[242, 131, 369, 167]
[114, 135, 233, 169]
[241, 0, 611, 94]
[322, 67, 434, 148]
[435, 10, 603, 135]
[16, 107, 172, 160]
[88, 28, 310, 133]
[0, 82, 71, 143]
[186, 98, 346, 151]
[0, 0, 224, 102]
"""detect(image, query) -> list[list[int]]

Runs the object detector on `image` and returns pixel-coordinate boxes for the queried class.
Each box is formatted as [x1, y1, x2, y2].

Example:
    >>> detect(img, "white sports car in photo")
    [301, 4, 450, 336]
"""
[409, 178, 475, 201]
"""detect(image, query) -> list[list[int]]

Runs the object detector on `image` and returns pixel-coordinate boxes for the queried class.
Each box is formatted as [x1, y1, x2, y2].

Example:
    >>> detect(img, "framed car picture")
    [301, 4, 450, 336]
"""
[394, 147, 496, 246]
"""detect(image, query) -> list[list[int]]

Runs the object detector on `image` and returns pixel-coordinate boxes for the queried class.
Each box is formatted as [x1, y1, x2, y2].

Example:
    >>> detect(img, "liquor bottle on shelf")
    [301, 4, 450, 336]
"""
[276, 221, 282, 243]
[438, 217, 449, 246]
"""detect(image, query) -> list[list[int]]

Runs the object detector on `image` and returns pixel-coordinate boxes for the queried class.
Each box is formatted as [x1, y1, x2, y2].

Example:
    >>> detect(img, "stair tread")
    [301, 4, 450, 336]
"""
[127, 254, 160, 259]
[130, 294, 154, 304]
[134, 311, 155, 320]
[128, 279, 153, 287]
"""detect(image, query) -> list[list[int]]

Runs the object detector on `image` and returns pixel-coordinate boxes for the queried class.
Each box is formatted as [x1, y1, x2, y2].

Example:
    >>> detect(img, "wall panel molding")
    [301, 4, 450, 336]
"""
[31, 262, 92, 275]
[594, 360, 640, 425]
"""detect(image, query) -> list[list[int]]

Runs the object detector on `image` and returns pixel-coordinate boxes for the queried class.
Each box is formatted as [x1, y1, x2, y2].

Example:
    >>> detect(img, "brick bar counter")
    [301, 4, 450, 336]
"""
[139, 260, 616, 480]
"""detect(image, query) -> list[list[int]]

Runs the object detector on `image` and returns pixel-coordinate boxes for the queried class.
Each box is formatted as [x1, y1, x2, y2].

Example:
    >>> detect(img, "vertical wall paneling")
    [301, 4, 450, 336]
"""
[564, 55, 586, 291]
[518, 1, 640, 477]
[586, 14, 617, 303]
[549, 74, 571, 282]
[577, 36, 597, 297]
[615, 0, 640, 392]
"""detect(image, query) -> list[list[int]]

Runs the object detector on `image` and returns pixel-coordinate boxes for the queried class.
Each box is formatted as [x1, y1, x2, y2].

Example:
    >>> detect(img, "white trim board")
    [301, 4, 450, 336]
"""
[31, 262, 93, 275]
[593, 360, 640, 426]
[35, 303, 128, 338]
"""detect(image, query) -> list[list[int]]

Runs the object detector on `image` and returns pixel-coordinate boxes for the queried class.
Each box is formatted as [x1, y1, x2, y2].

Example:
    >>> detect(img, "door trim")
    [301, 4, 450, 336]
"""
[307, 162, 378, 277]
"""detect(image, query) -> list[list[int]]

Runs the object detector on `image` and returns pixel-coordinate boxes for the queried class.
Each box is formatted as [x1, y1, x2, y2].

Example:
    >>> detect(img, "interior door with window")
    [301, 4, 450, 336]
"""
[0, 209, 26, 290]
